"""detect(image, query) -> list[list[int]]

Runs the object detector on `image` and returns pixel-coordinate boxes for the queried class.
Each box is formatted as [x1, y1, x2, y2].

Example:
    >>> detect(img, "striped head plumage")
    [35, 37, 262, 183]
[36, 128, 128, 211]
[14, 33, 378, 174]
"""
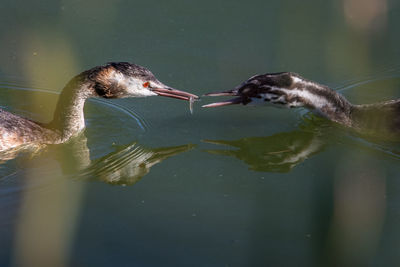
[203, 72, 345, 109]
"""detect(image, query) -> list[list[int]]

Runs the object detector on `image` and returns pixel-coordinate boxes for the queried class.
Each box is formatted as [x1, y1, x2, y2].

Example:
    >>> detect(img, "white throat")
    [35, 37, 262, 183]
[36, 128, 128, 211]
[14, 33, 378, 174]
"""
[110, 72, 157, 97]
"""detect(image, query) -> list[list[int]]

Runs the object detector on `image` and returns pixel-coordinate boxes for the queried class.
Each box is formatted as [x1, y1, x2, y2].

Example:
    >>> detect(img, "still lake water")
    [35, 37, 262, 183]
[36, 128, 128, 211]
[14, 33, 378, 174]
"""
[1, 0, 400, 266]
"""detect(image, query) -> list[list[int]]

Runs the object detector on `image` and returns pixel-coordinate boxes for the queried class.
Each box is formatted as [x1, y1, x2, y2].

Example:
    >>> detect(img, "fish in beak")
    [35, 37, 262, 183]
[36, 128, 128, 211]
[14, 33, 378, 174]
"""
[152, 86, 199, 101]
[151, 83, 199, 114]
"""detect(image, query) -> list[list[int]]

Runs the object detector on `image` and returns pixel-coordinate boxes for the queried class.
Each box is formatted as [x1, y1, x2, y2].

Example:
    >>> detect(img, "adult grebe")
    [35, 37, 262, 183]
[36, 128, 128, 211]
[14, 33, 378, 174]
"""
[203, 72, 400, 137]
[0, 62, 198, 151]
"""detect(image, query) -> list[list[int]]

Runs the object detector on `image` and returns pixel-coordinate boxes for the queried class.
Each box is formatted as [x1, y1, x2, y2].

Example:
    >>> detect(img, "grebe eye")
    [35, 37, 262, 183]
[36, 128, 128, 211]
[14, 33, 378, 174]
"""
[142, 82, 150, 88]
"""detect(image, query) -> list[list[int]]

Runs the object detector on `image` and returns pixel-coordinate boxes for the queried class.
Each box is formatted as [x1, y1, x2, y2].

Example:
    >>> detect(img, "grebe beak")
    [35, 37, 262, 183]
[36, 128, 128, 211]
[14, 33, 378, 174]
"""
[202, 90, 244, 107]
[151, 86, 199, 101]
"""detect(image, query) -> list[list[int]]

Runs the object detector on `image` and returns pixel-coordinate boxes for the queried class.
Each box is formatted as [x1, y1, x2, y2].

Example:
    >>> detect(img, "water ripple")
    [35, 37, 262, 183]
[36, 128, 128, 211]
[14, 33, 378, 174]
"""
[0, 80, 149, 131]
[335, 64, 400, 92]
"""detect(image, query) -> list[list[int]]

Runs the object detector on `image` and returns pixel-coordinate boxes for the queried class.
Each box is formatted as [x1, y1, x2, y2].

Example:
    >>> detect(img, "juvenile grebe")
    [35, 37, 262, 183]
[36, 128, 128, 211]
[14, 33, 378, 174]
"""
[0, 62, 198, 151]
[203, 72, 400, 136]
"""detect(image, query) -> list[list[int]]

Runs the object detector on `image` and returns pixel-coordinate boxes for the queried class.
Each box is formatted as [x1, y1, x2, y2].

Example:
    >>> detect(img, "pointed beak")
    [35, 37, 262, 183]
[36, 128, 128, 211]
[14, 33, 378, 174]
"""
[152, 86, 199, 101]
[202, 90, 245, 108]
[203, 91, 237, 97]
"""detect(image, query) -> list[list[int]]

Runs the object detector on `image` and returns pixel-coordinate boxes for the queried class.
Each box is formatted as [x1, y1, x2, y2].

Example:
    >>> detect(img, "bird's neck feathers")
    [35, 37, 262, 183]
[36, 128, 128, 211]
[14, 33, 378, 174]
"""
[287, 77, 353, 126]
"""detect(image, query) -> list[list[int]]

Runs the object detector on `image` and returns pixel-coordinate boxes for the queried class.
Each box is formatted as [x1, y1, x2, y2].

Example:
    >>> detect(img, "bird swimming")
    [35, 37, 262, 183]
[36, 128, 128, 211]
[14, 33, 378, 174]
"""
[203, 72, 400, 138]
[0, 62, 199, 152]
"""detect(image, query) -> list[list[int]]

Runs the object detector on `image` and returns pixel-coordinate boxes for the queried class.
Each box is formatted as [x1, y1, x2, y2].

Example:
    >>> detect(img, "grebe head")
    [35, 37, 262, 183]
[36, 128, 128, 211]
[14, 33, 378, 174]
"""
[203, 72, 314, 108]
[88, 62, 198, 101]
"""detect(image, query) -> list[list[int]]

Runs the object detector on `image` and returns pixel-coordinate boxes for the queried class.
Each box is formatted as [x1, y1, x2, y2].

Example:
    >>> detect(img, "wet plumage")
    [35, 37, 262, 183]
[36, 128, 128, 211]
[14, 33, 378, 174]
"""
[204, 72, 400, 137]
[0, 62, 198, 152]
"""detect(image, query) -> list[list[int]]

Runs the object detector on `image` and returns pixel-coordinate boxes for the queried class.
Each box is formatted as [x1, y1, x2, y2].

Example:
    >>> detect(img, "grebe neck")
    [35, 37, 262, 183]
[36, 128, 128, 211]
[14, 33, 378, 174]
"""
[0, 62, 199, 153]
[48, 74, 94, 141]
[289, 77, 354, 126]
[205, 71, 400, 135]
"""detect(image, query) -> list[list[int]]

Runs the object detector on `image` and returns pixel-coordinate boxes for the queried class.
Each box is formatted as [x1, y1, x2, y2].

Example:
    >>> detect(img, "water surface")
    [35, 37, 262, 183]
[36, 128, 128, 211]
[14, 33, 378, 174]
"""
[1, 0, 400, 266]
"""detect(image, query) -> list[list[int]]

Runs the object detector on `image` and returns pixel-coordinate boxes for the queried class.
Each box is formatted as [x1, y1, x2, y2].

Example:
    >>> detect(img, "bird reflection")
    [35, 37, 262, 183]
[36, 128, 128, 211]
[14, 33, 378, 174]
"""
[203, 117, 333, 173]
[78, 142, 195, 185]
[205, 132, 322, 173]
[0, 145, 43, 164]
[204, 114, 400, 173]
[2, 132, 195, 186]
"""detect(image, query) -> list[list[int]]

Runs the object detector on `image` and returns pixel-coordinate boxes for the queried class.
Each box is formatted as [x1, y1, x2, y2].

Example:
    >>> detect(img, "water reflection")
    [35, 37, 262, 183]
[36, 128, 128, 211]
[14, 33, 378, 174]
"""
[78, 142, 195, 185]
[203, 116, 330, 172]
[44, 134, 194, 185]
[205, 130, 323, 173]
[0, 83, 195, 185]
[0, 133, 194, 187]
[0, 145, 43, 164]
[204, 115, 400, 173]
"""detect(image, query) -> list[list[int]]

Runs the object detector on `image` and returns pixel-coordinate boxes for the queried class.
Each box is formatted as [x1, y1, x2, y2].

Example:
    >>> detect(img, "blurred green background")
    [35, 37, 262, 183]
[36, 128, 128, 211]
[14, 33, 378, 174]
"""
[1, 0, 400, 266]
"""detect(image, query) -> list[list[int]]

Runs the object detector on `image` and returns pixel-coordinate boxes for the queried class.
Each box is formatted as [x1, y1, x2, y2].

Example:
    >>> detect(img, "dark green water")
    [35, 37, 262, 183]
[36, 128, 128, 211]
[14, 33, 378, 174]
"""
[1, 0, 400, 266]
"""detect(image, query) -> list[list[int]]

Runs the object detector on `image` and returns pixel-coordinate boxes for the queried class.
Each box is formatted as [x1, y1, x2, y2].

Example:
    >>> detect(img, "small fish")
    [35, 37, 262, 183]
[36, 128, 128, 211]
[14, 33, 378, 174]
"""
[189, 96, 195, 114]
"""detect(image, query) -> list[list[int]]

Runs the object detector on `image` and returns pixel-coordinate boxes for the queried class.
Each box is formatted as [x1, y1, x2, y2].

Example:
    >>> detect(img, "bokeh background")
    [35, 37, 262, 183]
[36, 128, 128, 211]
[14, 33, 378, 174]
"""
[1, 0, 400, 266]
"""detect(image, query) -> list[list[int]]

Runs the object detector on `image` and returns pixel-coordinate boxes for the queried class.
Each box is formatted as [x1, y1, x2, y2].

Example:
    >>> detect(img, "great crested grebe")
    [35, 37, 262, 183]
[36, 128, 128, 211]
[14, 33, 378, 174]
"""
[0, 62, 198, 151]
[203, 72, 400, 137]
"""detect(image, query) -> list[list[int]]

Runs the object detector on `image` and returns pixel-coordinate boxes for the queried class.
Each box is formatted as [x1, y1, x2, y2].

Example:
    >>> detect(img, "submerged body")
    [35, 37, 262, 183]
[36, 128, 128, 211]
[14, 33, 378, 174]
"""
[0, 62, 198, 151]
[204, 72, 400, 137]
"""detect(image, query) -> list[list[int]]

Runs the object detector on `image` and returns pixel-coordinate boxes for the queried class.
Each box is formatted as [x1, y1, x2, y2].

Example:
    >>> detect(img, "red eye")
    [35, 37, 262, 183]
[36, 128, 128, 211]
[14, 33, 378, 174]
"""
[143, 82, 150, 88]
